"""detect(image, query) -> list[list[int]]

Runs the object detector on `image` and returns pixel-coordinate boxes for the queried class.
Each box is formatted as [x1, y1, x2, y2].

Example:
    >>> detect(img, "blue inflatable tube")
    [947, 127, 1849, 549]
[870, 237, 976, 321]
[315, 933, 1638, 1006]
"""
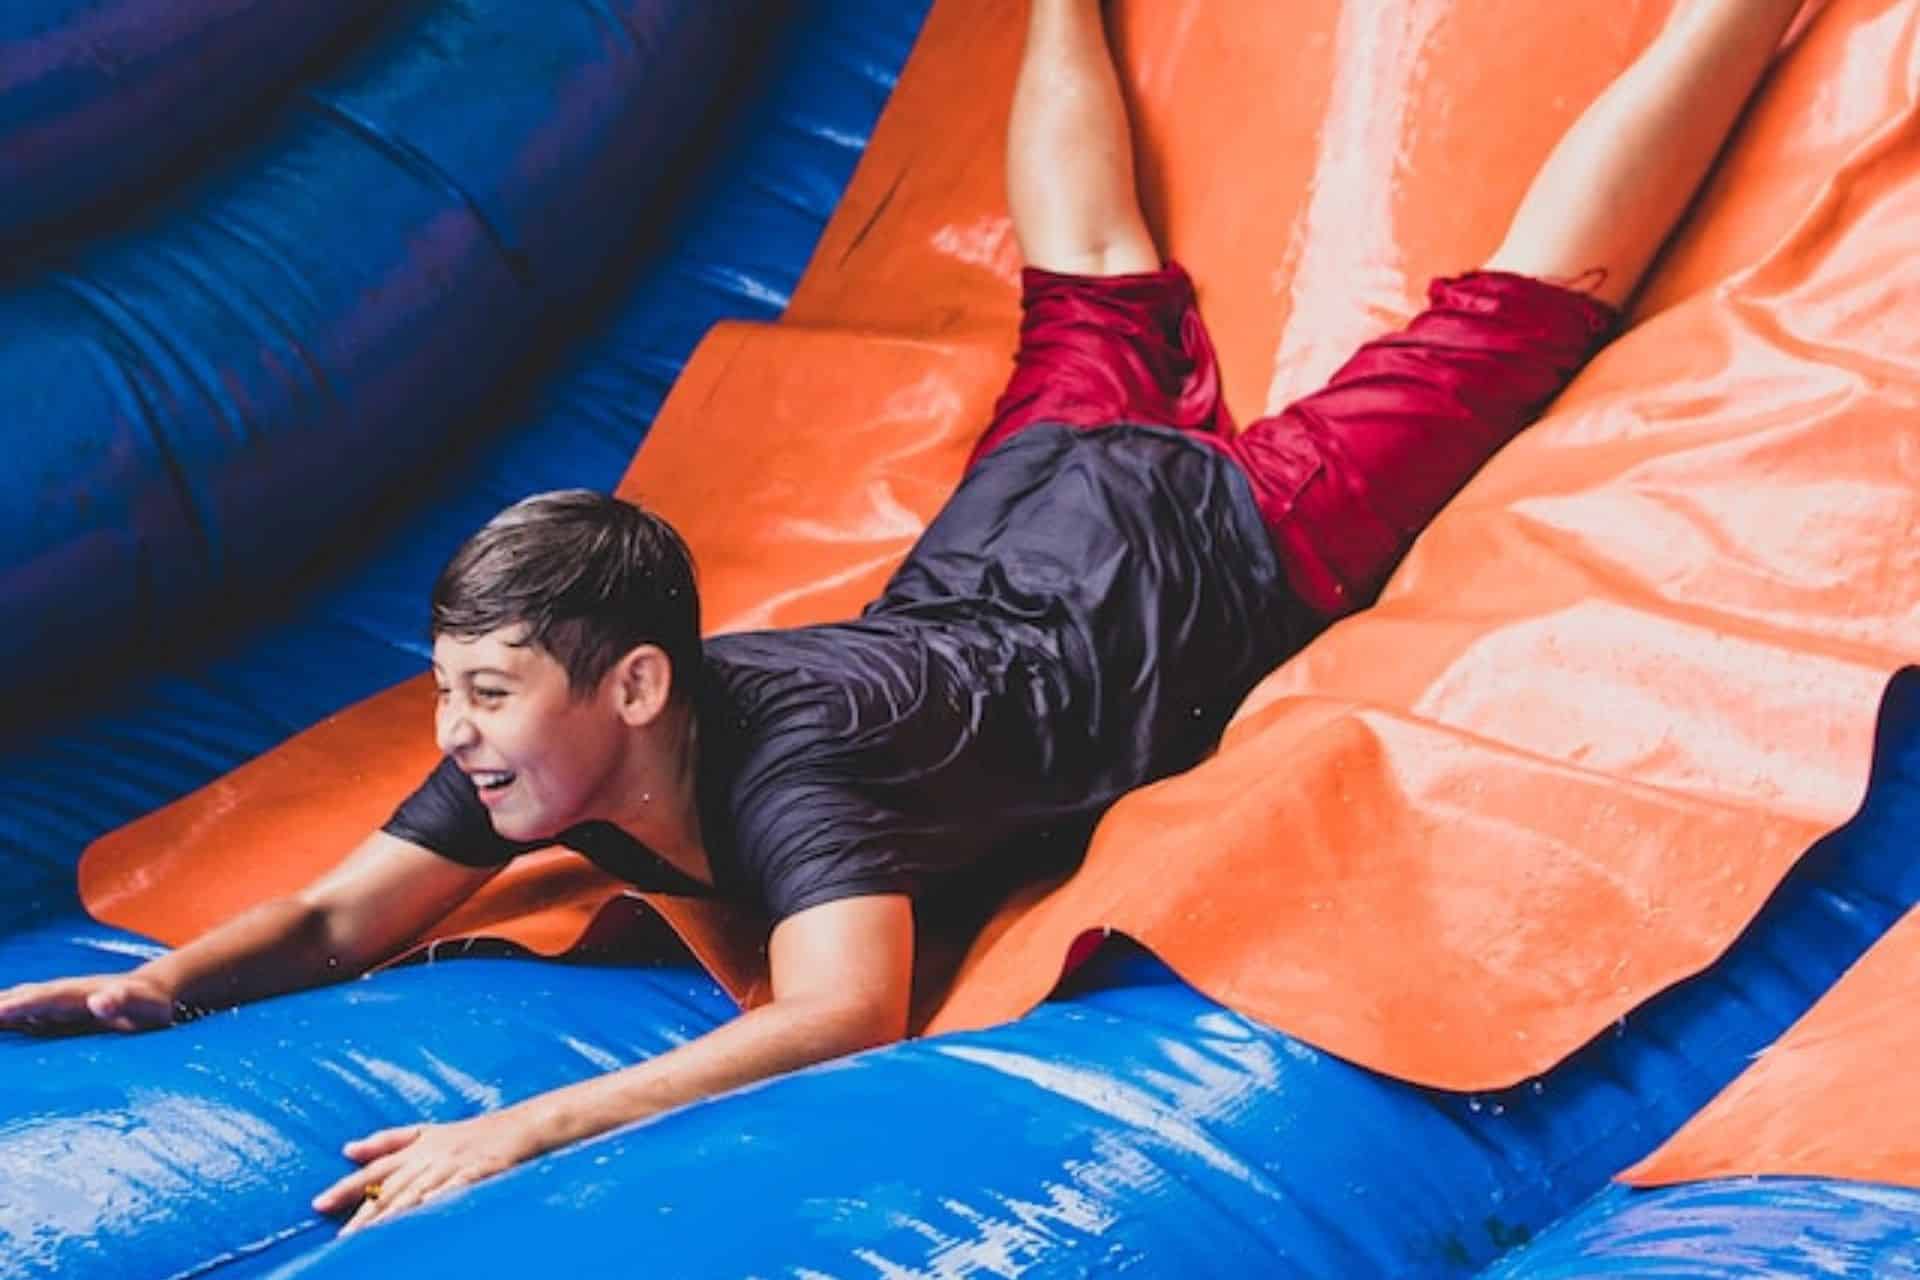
[3, 0, 752, 708]
[1483, 1180, 1920, 1277]
[0, 0, 384, 244]
[238, 671, 1920, 1278]
[0, 923, 733, 1279]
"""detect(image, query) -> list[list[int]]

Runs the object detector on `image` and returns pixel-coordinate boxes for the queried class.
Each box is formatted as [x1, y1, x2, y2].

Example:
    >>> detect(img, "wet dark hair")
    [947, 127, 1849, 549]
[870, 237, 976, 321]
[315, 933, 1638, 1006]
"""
[431, 490, 701, 698]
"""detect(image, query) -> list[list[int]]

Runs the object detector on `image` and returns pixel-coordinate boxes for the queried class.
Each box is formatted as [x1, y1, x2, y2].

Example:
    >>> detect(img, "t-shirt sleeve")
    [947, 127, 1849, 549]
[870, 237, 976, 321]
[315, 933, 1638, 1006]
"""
[382, 756, 534, 868]
[732, 777, 923, 923]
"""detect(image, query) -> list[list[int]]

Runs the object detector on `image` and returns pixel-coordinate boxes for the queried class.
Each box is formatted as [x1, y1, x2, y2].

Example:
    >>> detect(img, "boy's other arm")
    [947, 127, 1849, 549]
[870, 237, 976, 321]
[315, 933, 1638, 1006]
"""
[0, 831, 499, 1034]
[317, 891, 915, 1233]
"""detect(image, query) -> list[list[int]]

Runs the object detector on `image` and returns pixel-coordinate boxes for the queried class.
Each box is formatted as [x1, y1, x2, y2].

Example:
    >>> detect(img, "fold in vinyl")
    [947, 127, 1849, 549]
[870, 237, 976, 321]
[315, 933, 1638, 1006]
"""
[1625, 667, 1920, 1190]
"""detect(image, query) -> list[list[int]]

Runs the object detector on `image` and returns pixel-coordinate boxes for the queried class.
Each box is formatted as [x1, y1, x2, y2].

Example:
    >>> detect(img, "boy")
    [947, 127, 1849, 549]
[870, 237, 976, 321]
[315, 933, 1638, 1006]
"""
[0, 0, 1803, 1233]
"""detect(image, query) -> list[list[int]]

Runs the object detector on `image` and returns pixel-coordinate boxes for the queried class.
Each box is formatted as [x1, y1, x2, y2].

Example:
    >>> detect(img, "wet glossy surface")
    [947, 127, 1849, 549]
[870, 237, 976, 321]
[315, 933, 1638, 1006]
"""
[1486, 1180, 1920, 1278]
[0, 927, 732, 1280]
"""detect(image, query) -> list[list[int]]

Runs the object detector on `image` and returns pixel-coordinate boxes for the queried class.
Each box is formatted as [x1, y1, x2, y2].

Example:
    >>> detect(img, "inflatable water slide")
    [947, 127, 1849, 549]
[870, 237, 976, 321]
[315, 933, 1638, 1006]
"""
[6, 0, 1920, 1274]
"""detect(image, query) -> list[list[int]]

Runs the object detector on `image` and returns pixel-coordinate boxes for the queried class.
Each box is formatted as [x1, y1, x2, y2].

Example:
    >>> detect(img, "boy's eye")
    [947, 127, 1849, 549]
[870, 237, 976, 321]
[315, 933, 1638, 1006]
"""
[472, 686, 509, 703]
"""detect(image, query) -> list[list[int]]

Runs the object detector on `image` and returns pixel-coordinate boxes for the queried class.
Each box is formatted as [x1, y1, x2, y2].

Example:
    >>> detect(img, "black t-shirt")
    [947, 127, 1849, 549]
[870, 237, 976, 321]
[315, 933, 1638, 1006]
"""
[385, 425, 1314, 922]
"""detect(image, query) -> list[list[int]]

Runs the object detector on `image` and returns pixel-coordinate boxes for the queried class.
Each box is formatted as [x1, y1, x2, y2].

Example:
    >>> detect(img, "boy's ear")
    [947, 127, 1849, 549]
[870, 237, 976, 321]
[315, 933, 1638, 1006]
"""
[610, 644, 674, 727]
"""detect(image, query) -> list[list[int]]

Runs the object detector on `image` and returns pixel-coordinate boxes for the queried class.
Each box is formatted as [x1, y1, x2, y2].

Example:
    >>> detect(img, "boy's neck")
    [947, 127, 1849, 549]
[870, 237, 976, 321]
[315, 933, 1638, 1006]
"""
[607, 699, 711, 887]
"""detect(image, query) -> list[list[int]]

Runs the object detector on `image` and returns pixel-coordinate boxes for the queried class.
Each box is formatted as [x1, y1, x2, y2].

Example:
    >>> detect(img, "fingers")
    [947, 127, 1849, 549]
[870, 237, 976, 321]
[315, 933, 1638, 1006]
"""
[316, 1119, 513, 1235]
[0, 975, 176, 1035]
[338, 1165, 419, 1235]
[337, 1165, 426, 1236]
[340, 1192, 384, 1235]
[313, 1126, 427, 1215]
[0, 981, 97, 1033]
[312, 1148, 405, 1215]
[86, 981, 175, 1034]
[340, 1165, 458, 1236]
[343, 1125, 423, 1162]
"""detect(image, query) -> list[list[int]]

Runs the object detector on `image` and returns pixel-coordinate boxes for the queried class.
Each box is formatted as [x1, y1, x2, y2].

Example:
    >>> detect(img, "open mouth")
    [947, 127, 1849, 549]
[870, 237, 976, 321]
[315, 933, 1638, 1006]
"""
[469, 769, 517, 798]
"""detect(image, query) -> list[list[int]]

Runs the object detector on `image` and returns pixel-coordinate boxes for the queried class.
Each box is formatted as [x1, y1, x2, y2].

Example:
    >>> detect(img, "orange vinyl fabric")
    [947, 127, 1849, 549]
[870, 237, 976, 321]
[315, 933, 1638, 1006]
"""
[81, 0, 1920, 1088]
[1623, 904, 1920, 1189]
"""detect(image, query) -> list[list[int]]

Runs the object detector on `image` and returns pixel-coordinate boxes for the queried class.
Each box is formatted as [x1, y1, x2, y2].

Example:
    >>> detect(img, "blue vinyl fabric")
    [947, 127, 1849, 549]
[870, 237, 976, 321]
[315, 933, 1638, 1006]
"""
[0, 0, 384, 246]
[1482, 1180, 1920, 1278]
[3, 0, 754, 708]
[0, 918, 735, 1280]
[247, 669, 1920, 1278]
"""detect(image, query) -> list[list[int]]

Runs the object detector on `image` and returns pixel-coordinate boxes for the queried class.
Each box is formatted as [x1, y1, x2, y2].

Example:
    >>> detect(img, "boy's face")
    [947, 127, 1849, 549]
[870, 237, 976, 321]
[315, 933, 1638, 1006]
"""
[431, 626, 628, 842]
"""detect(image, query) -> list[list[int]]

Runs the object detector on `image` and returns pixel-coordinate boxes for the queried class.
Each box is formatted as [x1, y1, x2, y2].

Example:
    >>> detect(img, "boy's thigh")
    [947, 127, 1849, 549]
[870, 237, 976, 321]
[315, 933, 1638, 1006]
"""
[1230, 270, 1616, 617]
[971, 261, 1232, 467]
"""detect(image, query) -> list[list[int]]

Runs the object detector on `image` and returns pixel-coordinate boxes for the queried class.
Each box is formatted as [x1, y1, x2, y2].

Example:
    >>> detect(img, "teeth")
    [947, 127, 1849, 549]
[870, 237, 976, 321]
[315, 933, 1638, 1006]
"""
[473, 771, 514, 789]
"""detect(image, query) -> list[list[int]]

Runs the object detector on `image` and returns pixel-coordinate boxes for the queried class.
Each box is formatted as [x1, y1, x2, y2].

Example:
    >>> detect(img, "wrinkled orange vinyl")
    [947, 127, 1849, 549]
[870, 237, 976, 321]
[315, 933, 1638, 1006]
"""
[81, 0, 1920, 1090]
[1624, 905, 1920, 1189]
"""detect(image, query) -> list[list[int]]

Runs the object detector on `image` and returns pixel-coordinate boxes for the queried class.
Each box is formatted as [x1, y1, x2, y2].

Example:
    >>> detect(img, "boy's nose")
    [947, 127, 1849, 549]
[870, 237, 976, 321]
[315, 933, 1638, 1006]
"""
[436, 704, 479, 755]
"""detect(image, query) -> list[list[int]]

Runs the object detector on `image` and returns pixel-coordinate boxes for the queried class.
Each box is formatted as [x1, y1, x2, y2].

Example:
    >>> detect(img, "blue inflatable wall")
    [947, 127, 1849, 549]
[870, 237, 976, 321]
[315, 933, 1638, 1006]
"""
[0, 0, 384, 245]
[4, 0, 750, 708]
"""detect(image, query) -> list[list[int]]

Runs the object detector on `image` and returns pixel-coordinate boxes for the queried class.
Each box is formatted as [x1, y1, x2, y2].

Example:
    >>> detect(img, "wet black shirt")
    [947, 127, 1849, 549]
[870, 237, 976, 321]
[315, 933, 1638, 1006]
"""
[385, 425, 1313, 922]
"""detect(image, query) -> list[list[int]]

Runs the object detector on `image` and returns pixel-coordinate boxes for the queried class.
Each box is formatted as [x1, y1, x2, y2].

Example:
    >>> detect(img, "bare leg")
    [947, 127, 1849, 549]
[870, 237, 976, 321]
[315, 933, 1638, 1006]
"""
[1487, 0, 1805, 307]
[1009, 0, 1159, 277]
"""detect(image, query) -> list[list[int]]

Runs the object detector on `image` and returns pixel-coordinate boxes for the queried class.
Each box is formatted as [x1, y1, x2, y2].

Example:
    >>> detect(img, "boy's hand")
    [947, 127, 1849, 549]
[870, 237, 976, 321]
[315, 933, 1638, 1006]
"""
[0, 973, 178, 1034]
[313, 1111, 544, 1234]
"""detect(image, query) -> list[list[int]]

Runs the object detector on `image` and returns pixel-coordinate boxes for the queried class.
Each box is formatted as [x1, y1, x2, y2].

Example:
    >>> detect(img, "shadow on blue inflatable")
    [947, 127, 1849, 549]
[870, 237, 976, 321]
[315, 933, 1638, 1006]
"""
[1486, 1179, 1920, 1279]
[0, 0, 385, 248]
[3, 0, 751, 712]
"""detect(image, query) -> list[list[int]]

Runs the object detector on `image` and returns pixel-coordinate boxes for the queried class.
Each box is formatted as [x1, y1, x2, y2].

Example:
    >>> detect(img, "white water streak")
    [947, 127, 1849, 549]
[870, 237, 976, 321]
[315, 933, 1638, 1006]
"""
[1264, 0, 1448, 412]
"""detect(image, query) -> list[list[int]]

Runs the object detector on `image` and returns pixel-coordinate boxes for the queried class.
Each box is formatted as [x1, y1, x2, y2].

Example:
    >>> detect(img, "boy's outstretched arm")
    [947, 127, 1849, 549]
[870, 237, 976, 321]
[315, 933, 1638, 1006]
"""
[0, 832, 497, 1033]
[315, 891, 916, 1234]
[1487, 0, 1806, 307]
[1009, 0, 1159, 276]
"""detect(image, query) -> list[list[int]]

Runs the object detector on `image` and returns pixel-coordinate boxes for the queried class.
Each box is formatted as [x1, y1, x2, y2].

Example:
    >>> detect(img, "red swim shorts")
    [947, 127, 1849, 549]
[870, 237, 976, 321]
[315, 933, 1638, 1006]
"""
[970, 261, 1617, 619]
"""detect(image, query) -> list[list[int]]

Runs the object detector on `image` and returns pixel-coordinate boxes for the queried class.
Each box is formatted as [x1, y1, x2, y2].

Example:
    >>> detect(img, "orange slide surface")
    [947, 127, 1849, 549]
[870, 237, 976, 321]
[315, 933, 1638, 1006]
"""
[1625, 902, 1920, 1190]
[83, 0, 1920, 1091]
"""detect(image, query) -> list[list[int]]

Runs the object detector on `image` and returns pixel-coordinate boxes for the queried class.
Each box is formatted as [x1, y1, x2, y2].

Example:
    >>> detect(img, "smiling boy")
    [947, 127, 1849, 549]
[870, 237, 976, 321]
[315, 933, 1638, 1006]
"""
[0, 0, 1804, 1233]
